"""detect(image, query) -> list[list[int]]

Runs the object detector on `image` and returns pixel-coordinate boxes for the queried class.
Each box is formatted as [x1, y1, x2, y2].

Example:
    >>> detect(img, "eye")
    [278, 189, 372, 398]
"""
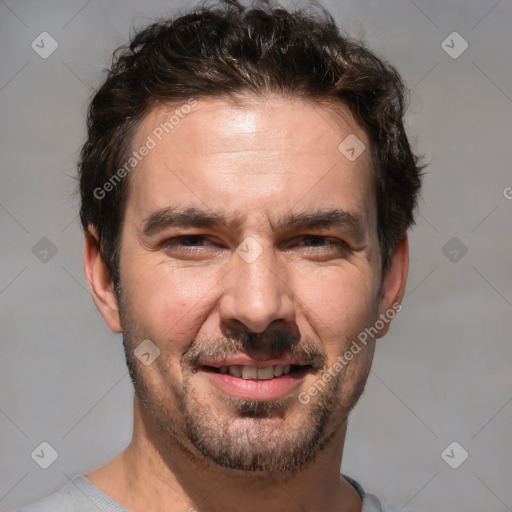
[287, 235, 349, 259]
[162, 235, 219, 256]
[166, 235, 208, 247]
[298, 235, 347, 249]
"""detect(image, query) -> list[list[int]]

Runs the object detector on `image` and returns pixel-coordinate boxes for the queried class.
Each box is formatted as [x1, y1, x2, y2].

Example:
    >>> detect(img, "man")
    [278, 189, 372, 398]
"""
[18, 1, 422, 511]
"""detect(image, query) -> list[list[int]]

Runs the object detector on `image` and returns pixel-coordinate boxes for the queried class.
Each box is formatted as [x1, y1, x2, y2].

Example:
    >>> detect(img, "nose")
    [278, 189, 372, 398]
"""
[219, 241, 295, 334]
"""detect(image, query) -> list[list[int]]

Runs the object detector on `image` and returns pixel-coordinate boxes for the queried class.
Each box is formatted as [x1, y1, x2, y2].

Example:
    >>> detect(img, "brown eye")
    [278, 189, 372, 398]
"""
[162, 235, 218, 257]
[167, 235, 207, 247]
[298, 235, 347, 249]
[285, 235, 350, 261]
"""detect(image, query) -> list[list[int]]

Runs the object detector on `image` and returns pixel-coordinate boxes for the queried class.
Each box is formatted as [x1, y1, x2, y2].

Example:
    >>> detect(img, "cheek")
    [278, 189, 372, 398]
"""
[294, 263, 379, 339]
[294, 265, 378, 400]
[121, 256, 222, 343]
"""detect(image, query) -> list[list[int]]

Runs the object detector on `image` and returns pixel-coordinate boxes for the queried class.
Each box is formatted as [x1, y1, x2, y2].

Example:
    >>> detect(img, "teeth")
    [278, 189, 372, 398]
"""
[257, 366, 274, 379]
[241, 366, 258, 379]
[228, 365, 242, 377]
[218, 364, 296, 379]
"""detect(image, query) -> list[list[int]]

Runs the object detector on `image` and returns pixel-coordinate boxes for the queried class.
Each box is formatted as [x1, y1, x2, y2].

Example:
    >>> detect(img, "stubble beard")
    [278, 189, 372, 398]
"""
[118, 292, 372, 474]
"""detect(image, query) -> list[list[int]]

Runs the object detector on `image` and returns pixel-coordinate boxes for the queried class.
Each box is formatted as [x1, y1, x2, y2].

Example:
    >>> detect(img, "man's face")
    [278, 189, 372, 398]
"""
[114, 96, 385, 472]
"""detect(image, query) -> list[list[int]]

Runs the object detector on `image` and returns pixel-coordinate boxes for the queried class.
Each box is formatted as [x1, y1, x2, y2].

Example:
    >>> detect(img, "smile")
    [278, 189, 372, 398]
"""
[204, 364, 305, 379]
[198, 363, 312, 401]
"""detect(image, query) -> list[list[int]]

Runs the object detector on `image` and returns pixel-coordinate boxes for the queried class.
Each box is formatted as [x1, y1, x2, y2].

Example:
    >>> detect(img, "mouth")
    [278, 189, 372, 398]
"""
[202, 363, 310, 379]
[198, 362, 313, 401]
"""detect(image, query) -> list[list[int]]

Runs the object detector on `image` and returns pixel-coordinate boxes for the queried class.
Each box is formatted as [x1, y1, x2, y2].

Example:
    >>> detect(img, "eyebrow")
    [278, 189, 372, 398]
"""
[142, 207, 240, 236]
[141, 206, 365, 240]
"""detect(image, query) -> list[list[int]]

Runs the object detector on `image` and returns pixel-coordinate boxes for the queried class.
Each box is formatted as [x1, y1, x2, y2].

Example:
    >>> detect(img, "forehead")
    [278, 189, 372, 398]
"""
[127, 96, 375, 230]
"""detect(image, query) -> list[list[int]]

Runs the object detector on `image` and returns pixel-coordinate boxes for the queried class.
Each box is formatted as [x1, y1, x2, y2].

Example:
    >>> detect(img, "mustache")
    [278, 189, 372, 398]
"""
[182, 329, 326, 371]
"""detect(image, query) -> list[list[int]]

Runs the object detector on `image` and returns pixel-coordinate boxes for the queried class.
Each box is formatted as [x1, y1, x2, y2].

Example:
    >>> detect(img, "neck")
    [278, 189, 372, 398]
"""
[86, 396, 362, 512]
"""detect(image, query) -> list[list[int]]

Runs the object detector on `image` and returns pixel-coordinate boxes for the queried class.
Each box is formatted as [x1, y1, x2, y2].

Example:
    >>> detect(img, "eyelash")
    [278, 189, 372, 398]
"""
[162, 235, 348, 253]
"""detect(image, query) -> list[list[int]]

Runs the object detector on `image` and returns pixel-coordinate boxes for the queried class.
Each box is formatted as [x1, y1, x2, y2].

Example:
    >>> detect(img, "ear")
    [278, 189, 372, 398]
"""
[83, 225, 122, 333]
[376, 233, 409, 339]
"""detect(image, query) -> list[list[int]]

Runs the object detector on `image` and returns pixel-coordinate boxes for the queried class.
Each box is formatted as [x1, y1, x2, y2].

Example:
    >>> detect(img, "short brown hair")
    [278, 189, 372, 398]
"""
[79, 0, 423, 285]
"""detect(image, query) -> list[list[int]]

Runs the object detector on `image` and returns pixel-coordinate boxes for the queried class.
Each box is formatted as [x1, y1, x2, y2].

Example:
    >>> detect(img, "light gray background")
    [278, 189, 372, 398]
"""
[1, 1, 511, 511]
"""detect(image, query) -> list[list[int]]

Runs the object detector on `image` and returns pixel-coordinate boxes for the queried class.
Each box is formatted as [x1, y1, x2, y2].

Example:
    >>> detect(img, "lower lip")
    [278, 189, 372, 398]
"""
[199, 367, 310, 401]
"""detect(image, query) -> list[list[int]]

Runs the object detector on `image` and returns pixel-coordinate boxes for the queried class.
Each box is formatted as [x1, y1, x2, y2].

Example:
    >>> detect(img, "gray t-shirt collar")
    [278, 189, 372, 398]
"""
[71, 474, 387, 512]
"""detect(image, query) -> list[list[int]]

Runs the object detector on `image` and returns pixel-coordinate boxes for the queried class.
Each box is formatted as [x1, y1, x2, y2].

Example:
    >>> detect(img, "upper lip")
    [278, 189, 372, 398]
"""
[201, 355, 309, 369]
